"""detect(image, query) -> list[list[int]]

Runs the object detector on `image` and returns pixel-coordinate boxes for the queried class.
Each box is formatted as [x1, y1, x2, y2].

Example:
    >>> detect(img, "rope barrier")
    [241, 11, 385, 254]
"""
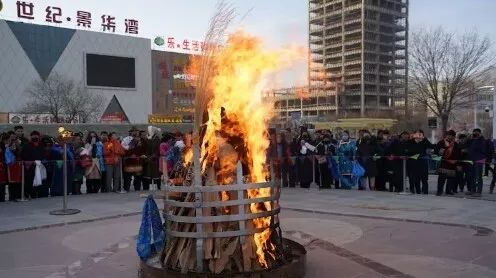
[0, 154, 490, 165]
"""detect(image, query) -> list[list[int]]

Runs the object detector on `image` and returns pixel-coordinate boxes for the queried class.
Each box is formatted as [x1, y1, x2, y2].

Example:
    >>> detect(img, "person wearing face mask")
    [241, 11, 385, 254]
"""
[297, 132, 315, 188]
[375, 130, 392, 191]
[21, 131, 45, 199]
[386, 131, 410, 192]
[435, 130, 460, 196]
[466, 128, 487, 197]
[407, 129, 434, 194]
[336, 131, 357, 189]
[316, 134, 335, 188]
[357, 131, 381, 190]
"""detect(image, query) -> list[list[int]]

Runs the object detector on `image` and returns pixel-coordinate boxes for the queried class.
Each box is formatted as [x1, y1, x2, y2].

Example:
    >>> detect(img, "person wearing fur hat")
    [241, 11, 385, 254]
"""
[142, 126, 162, 191]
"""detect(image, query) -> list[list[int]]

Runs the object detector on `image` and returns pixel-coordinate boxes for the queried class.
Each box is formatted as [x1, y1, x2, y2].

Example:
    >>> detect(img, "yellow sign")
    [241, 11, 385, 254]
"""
[173, 107, 194, 113]
[313, 118, 397, 130]
[148, 115, 183, 124]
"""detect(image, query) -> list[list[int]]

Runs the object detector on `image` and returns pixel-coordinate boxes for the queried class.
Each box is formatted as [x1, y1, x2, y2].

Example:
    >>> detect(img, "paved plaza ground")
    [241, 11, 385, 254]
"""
[0, 184, 495, 278]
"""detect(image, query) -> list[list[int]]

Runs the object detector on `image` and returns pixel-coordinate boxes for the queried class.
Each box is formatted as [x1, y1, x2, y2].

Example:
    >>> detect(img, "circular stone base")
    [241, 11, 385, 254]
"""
[139, 238, 306, 278]
[49, 209, 81, 215]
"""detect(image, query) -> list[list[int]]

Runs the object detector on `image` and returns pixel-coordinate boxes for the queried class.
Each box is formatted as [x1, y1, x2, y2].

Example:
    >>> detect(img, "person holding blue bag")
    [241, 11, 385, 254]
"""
[336, 131, 358, 189]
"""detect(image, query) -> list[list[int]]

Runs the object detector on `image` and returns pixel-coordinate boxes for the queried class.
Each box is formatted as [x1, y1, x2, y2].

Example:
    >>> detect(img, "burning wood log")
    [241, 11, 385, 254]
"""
[161, 156, 283, 274]
[158, 0, 303, 273]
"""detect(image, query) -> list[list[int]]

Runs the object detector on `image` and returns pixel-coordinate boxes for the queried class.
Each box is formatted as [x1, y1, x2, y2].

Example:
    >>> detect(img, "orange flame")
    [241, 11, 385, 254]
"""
[188, 30, 304, 268]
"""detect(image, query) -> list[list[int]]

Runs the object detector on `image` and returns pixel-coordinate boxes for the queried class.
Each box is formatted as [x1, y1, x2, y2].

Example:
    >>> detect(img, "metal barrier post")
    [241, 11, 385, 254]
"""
[399, 156, 411, 195]
[18, 162, 27, 202]
[119, 157, 126, 193]
[161, 156, 168, 190]
[310, 156, 318, 188]
[50, 143, 81, 215]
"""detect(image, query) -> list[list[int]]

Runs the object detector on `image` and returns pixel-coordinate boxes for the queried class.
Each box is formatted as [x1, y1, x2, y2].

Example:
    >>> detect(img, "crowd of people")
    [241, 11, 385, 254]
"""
[269, 127, 496, 197]
[2, 125, 496, 202]
[0, 126, 188, 202]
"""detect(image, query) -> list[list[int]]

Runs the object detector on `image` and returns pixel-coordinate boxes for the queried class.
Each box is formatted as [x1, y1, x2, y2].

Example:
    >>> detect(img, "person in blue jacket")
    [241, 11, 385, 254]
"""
[336, 131, 357, 189]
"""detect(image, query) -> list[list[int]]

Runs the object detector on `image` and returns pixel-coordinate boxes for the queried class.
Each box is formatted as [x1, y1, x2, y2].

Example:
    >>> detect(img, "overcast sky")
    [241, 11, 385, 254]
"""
[1, 0, 495, 85]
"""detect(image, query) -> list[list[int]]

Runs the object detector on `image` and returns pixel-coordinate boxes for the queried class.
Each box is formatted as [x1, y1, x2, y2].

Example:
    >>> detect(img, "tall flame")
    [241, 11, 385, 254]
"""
[188, 30, 304, 268]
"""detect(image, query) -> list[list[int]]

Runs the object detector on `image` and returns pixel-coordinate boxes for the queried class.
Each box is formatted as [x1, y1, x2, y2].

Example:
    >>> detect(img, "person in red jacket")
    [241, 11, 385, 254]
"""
[6, 131, 22, 201]
[0, 133, 9, 202]
[103, 132, 125, 192]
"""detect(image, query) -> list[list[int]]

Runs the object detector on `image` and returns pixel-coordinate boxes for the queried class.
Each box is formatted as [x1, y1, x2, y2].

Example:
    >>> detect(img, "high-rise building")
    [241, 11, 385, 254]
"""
[309, 0, 408, 119]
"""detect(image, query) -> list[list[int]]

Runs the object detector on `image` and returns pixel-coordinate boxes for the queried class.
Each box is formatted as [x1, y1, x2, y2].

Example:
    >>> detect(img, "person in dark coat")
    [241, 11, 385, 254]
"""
[484, 138, 494, 176]
[375, 130, 392, 191]
[297, 132, 316, 188]
[278, 133, 293, 188]
[407, 129, 434, 194]
[357, 131, 381, 190]
[316, 134, 335, 188]
[435, 130, 460, 196]
[14, 125, 29, 146]
[6, 131, 22, 201]
[21, 131, 45, 199]
[466, 128, 487, 197]
[386, 131, 410, 192]
[0, 133, 8, 202]
[456, 134, 470, 193]
[123, 135, 146, 191]
[70, 133, 85, 195]
[142, 127, 162, 191]
[36, 136, 53, 198]
[288, 131, 300, 187]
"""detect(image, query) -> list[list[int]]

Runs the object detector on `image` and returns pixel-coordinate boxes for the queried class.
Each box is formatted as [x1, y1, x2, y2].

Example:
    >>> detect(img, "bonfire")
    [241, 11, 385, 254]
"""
[159, 2, 304, 274]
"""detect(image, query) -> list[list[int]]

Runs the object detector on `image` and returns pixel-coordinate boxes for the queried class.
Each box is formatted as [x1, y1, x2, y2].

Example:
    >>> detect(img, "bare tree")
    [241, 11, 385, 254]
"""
[25, 72, 72, 122]
[63, 84, 105, 123]
[409, 27, 494, 132]
[25, 72, 105, 123]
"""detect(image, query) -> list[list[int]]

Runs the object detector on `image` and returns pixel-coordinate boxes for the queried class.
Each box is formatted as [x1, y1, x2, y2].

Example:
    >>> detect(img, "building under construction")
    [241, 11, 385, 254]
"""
[309, 0, 408, 119]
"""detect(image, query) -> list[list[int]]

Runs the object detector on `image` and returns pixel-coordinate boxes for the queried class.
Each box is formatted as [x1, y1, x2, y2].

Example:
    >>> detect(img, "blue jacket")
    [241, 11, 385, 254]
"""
[95, 142, 105, 172]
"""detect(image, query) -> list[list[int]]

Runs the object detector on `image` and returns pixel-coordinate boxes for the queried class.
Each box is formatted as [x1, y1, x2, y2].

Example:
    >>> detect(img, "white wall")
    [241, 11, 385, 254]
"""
[0, 20, 152, 123]
[0, 20, 40, 113]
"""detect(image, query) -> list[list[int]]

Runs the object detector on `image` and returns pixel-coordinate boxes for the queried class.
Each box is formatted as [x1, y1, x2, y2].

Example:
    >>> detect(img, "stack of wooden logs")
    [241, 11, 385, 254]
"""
[160, 143, 282, 274]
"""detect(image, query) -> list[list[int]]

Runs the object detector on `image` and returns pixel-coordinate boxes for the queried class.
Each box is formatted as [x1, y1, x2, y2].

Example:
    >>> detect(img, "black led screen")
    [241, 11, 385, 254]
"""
[86, 54, 135, 88]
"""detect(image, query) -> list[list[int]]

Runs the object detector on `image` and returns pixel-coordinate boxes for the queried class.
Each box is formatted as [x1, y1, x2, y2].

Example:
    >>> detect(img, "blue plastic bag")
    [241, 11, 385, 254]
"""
[352, 161, 365, 178]
[4, 147, 15, 165]
[136, 195, 165, 261]
[328, 156, 340, 180]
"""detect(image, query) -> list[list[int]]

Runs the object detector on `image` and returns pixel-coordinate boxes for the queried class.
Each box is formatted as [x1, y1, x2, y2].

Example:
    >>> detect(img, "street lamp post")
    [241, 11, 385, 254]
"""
[50, 127, 81, 216]
[492, 87, 496, 140]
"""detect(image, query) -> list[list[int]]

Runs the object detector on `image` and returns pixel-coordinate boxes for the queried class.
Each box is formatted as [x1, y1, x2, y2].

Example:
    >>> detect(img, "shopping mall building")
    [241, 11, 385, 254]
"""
[0, 19, 194, 124]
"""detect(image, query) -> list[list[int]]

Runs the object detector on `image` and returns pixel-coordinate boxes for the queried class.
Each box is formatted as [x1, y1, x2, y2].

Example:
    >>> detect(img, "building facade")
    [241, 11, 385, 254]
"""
[474, 86, 495, 137]
[151, 50, 194, 123]
[0, 20, 152, 123]
[309, 0, 408, 119]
